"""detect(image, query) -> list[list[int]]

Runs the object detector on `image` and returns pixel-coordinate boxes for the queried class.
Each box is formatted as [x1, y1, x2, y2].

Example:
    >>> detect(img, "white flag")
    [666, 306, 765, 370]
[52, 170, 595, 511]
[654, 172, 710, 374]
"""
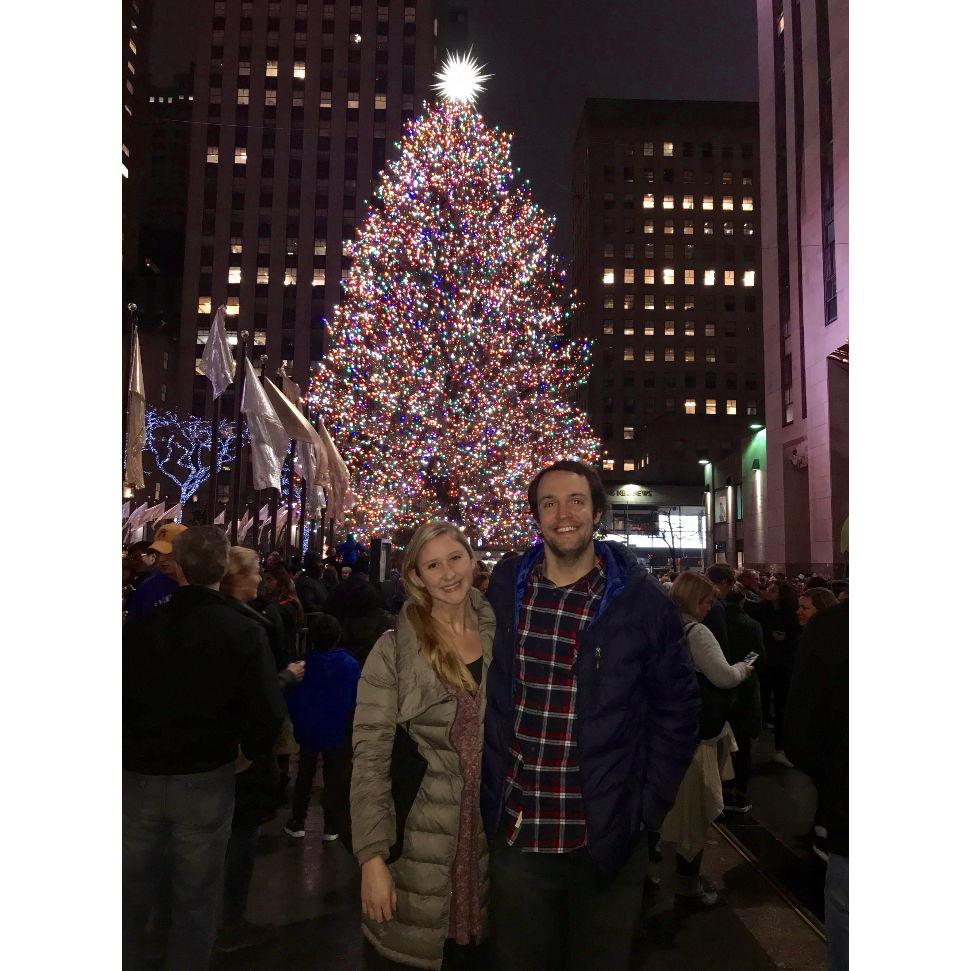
[143, 501, 167, 525]
[159, 502, 182, 524]
[264, 376, 322, 450]
[213, 510, 225, 525]
[122, 500, 131, 522]
[199, 305, 236, 398]
[317, 419, 353, 522]
[242, 358, 289, 491]
[282, 373, 302, 405]
[124, 501, 148, 534]
[124, 329, 146, 491]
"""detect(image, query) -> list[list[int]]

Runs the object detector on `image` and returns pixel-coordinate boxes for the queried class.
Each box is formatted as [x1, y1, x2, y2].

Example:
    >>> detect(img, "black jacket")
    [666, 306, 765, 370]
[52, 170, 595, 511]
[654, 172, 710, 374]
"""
[482, 541, 700, 872]
[296, 572, 329, 614]
[123, 586, 286, 775]
[702, 598, 729, 653]
[326, 573, 387, 625]
[786, 602, 848, 856]
[722, 602, 764, 740]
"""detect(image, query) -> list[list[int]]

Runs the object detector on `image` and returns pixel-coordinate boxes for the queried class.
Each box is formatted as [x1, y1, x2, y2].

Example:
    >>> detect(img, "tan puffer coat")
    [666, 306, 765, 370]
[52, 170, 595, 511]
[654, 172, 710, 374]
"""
[350, 589, 495, 969]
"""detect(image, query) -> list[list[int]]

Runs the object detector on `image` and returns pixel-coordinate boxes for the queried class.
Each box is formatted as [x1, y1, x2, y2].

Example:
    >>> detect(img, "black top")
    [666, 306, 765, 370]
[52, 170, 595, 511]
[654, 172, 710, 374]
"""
[465, 656, 483, 686]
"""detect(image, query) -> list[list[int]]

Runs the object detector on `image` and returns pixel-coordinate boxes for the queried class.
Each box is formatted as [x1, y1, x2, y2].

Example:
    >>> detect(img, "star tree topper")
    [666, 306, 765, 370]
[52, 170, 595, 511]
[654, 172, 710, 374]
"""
[431, 51, 492, 103]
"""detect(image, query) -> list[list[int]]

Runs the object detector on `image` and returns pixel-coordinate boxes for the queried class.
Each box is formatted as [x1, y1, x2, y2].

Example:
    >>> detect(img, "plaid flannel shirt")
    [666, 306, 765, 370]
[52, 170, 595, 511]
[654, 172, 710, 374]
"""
[502, 556, 606, 852]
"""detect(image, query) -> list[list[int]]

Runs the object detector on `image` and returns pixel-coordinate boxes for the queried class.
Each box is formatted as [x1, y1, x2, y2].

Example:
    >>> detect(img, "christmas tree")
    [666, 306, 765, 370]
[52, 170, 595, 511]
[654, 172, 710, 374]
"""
[307, 54, 599, 546]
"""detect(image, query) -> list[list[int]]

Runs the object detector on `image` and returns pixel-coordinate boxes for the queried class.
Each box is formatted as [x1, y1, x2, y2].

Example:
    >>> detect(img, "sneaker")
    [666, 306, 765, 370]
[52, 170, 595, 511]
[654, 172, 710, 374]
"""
[772, 751, 794, 768]
[284, 819, 306, 838]
[675, 886, 719, 909]
[321, 831, 340, 843]
[724, 800, 752, 814]
[214, 921, 270, 953]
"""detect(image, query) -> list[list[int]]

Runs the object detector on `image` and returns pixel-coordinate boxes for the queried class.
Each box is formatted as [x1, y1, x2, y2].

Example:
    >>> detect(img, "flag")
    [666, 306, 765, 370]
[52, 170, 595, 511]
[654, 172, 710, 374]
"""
[124, 328, 146, 491]
[142, 501, 167, 525]
[124, 501, 148, 536]
[317, 419, 354, 522]
[263, 376, 321, 449]
[213, 510, 225, 525]
[199, 305, 236, 398]
[282, 373, 302, 405]
[159, 502, 182, 523]
[122, 500, 131, 522]
[241, 358, 289, 491]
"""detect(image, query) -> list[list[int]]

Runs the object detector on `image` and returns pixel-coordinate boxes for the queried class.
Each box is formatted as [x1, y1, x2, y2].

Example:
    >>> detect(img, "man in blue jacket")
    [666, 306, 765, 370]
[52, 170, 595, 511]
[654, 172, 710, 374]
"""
[483, 460, 700, 971]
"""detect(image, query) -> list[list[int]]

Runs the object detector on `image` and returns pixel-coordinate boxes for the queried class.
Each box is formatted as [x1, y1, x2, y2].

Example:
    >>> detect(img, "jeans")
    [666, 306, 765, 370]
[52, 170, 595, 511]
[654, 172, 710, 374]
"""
[489, 833, 652, 971]
[122, 763, 235, 970]
[222, 824, 261, 925]
[825, 853, 849, 971]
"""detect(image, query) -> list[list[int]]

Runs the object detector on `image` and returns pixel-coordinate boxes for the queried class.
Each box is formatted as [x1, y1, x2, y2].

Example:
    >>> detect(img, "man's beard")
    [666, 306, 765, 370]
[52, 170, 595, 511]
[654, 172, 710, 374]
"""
[542, 523, 594, 564]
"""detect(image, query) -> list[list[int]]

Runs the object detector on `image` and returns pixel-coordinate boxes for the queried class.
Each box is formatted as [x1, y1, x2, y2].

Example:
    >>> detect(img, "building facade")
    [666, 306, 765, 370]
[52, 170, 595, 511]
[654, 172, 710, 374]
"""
[756, 0, 848, 575]
[173, 0, 437, 419]
[571, 99, 765, 563]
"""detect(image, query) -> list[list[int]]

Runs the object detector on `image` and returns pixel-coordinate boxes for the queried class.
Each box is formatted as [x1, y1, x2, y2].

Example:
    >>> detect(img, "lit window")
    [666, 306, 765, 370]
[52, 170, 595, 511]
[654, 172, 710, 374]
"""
[643, 220, 654, 234]
[706, 399, 717, 415]
[682, 195, 694, 210]
[228, 267, 241, 284]
[624, 346, 634, 362]
[643, 324, 655, 336]
[226, 298, 239, 315]
[684, 269, 695, 285]
[665, 297, 676, 310]
[743, 222, 755, 236]
[603, 296, 614, 309]
[704, 269, 716, 286]
[664, 347, 675, 362]
[348, 93, 359, 108]
[685, 321, 696, 336]
[623, 426, 634, 440]
[643, 141, 654, 156]
[643, 269, 654, 285]
[602, 267, 615, 285]
[722, 195, 734, 211]
[197, 296, 211, 314]
[235, 148, 247, 164]
[705, 323, 716, 337]
[623, 460, 636, 472]
[375, 93, 387, 109]
[664, 220, 674, 235]
[663, 142, 674, 157]
[742, 196, 754, 211]
[663, 195, 674, 210]
[644, 348, 655, 362]
[683, 220, 694, 235]
[256, 267, 269, 284]
[293, 62, 306, 79]
[603, 459, 615, 471]
[266, 60, 278, 76]
[237, 88, 249, 105]
[643, 294, 655, 309]
[624, 268, 635, 284]
[642, 193, 654, 209]
[684, 398, 696, 414]
[313, 269, 326, 286]
[623, 294, 634, 310]
[704, 221, 714, 235]
[239, 61, 250, 76]
[722, 170, 733, 185]
[664, 321, 675, 336]
[702, 195, 714, 211]
[747, 401, 758, 416]
[726, 399, 737, 415]
[706, 348, 717, 363]
[623, 322, 635, 335]
[603, 321, 614, 335]
[724, 270, 735, 286]
[603, 242, 615, 257]
[283, 268, 297, 286]
[743, 270, 756, 287]
[320, 91, 332, 108]
[723, 221, 734, 235]
[684, 296, 696, 309]
[662, 268, 675, 285]
[684, 348, 695, 362]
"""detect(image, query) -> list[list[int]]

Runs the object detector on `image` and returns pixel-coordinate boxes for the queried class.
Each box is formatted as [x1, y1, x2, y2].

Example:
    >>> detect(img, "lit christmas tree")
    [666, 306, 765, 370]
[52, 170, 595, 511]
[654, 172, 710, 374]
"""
[307, 54, 599, 546]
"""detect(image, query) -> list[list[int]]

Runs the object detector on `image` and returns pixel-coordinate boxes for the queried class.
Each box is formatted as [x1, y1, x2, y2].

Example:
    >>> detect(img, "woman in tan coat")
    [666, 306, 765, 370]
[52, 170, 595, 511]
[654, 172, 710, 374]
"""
[351, 521, 494, 970]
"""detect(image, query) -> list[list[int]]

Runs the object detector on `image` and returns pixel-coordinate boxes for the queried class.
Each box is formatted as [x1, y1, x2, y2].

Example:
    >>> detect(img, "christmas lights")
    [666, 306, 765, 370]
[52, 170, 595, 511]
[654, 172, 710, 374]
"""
[306, 96, 600, 546]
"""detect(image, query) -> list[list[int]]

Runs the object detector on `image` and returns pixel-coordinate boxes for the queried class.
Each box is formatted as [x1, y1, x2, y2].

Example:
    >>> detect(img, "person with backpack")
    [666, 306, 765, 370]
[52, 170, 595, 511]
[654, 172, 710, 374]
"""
[284, 614, 361, 844]
[662, 571, 754, 907]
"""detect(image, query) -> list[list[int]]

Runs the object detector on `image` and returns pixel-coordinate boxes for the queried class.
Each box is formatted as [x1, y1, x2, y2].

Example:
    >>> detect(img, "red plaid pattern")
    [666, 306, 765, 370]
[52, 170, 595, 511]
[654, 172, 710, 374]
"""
[502, 556, 605, 852]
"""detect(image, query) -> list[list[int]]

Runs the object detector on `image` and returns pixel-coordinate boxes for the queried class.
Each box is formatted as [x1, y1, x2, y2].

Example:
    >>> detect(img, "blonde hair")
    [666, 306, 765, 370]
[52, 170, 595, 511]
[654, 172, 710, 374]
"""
[670, 571, 717, 621]
[401, 520, 478, 692]
[220, 546, 260, 598]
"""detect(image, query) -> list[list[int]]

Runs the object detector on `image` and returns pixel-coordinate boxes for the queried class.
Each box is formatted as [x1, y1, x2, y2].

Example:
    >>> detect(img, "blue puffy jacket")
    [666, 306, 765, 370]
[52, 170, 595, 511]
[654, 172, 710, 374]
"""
[286, 648, 361, 752]
[482, 540, 701, 872]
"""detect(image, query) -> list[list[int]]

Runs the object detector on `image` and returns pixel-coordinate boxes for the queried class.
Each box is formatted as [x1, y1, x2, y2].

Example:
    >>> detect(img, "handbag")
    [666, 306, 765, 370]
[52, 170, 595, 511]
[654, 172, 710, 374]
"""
[685, 622, 736, 741]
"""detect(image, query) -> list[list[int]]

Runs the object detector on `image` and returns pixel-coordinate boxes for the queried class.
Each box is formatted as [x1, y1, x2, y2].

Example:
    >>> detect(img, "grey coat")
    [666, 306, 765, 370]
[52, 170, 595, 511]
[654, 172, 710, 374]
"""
[350, 589, 495, 969]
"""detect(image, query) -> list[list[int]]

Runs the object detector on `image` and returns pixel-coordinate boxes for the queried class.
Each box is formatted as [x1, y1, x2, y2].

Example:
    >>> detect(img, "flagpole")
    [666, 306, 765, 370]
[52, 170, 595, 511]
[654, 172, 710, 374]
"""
[251, 354, 268, 552]
[207, 392, 221, 524]
[123, 303, 138, 483]
[265, 361, 280, 552]
[228, 330, 250, 545]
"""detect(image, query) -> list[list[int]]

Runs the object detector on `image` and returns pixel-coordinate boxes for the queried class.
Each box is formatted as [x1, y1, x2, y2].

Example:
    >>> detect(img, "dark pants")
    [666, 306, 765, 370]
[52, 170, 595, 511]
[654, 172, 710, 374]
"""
[364, 938, 489, 970]
[730, 734, 753, 798]
[769, 667, 792, 751]
[825, 853, 849, 971]
[122, 763, 235, 970]
[222, 824, 261, 925]
[489, 833, 652, 971]
[290, 746, 351, 833]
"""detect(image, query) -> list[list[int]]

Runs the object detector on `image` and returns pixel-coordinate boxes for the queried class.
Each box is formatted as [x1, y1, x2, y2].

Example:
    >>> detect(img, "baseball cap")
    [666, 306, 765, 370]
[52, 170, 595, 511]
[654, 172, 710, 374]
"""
[149, 522, 188, 555]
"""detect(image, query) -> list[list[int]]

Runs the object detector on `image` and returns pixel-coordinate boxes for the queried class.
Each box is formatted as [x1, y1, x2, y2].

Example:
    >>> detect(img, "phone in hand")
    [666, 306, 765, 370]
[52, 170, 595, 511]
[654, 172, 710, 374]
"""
[742, 651, 760, 665]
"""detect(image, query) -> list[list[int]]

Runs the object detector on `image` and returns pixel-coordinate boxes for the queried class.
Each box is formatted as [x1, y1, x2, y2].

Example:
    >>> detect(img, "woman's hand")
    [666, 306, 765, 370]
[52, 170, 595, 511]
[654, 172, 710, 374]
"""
[735, 662, 754, 680]
[286, 660, 306, 682]
[361, 856, 396, 922]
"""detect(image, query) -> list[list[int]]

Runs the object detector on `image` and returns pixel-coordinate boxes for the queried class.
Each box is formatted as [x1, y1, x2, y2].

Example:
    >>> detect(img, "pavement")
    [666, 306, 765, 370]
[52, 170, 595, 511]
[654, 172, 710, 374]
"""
[211, 734, 829, 970]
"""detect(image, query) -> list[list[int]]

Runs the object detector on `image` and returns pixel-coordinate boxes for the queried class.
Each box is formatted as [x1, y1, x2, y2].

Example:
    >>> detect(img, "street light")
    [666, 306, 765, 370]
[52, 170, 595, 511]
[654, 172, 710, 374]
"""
[749, 422, 764, 431]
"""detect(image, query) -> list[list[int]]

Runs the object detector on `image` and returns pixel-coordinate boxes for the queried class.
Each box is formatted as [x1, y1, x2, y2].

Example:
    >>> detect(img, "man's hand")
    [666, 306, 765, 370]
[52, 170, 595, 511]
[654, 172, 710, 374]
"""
[287, 660, 306, 682]
[361, 856, 396, 923]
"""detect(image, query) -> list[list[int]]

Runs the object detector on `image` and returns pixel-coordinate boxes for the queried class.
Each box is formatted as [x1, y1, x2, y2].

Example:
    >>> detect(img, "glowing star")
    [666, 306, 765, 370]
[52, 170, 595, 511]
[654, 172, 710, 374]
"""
[432, 51, 491, 103]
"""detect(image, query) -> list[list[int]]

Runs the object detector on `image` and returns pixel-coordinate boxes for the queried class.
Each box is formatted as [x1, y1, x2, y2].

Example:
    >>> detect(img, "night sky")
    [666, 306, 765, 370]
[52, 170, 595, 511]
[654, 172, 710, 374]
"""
[150, 0, 758, 249]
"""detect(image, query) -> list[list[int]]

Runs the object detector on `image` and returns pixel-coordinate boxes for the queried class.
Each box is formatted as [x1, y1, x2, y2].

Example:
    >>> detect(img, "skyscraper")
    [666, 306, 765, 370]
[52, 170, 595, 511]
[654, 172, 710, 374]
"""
[175, 0, 437, 417]
[571, 99, 764, 564]
[756, 0, 848, 575]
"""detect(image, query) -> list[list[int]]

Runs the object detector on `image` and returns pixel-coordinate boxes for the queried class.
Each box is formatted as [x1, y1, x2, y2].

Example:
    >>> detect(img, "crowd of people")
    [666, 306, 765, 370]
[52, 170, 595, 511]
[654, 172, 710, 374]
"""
[122, 460, 848, 971]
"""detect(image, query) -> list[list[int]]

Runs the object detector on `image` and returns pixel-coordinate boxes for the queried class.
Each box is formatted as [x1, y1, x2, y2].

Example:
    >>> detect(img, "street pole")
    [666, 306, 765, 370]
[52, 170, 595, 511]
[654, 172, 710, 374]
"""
[228, 330, 249, 545]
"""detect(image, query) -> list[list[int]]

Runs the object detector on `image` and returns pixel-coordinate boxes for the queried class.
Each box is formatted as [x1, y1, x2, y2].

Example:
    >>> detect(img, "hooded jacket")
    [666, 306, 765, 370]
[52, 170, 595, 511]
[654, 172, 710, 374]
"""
[482, 540, 700, 872]
[350, 590, 495, 969]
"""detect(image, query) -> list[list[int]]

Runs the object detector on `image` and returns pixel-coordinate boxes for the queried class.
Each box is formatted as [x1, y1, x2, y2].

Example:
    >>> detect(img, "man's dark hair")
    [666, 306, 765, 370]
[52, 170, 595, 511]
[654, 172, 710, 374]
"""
[527, 460, 608, 522]
[706, 563, 735, 586]
[172, 526, 230, 586]
[308, 613, 342, 652]
[830, 580, 849, 597]
[302, 551, 323, 578]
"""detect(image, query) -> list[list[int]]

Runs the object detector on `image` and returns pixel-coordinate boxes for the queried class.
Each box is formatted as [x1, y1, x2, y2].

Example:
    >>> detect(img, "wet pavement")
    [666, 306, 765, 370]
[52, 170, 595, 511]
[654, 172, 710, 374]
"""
[214, 734, 828, 969]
